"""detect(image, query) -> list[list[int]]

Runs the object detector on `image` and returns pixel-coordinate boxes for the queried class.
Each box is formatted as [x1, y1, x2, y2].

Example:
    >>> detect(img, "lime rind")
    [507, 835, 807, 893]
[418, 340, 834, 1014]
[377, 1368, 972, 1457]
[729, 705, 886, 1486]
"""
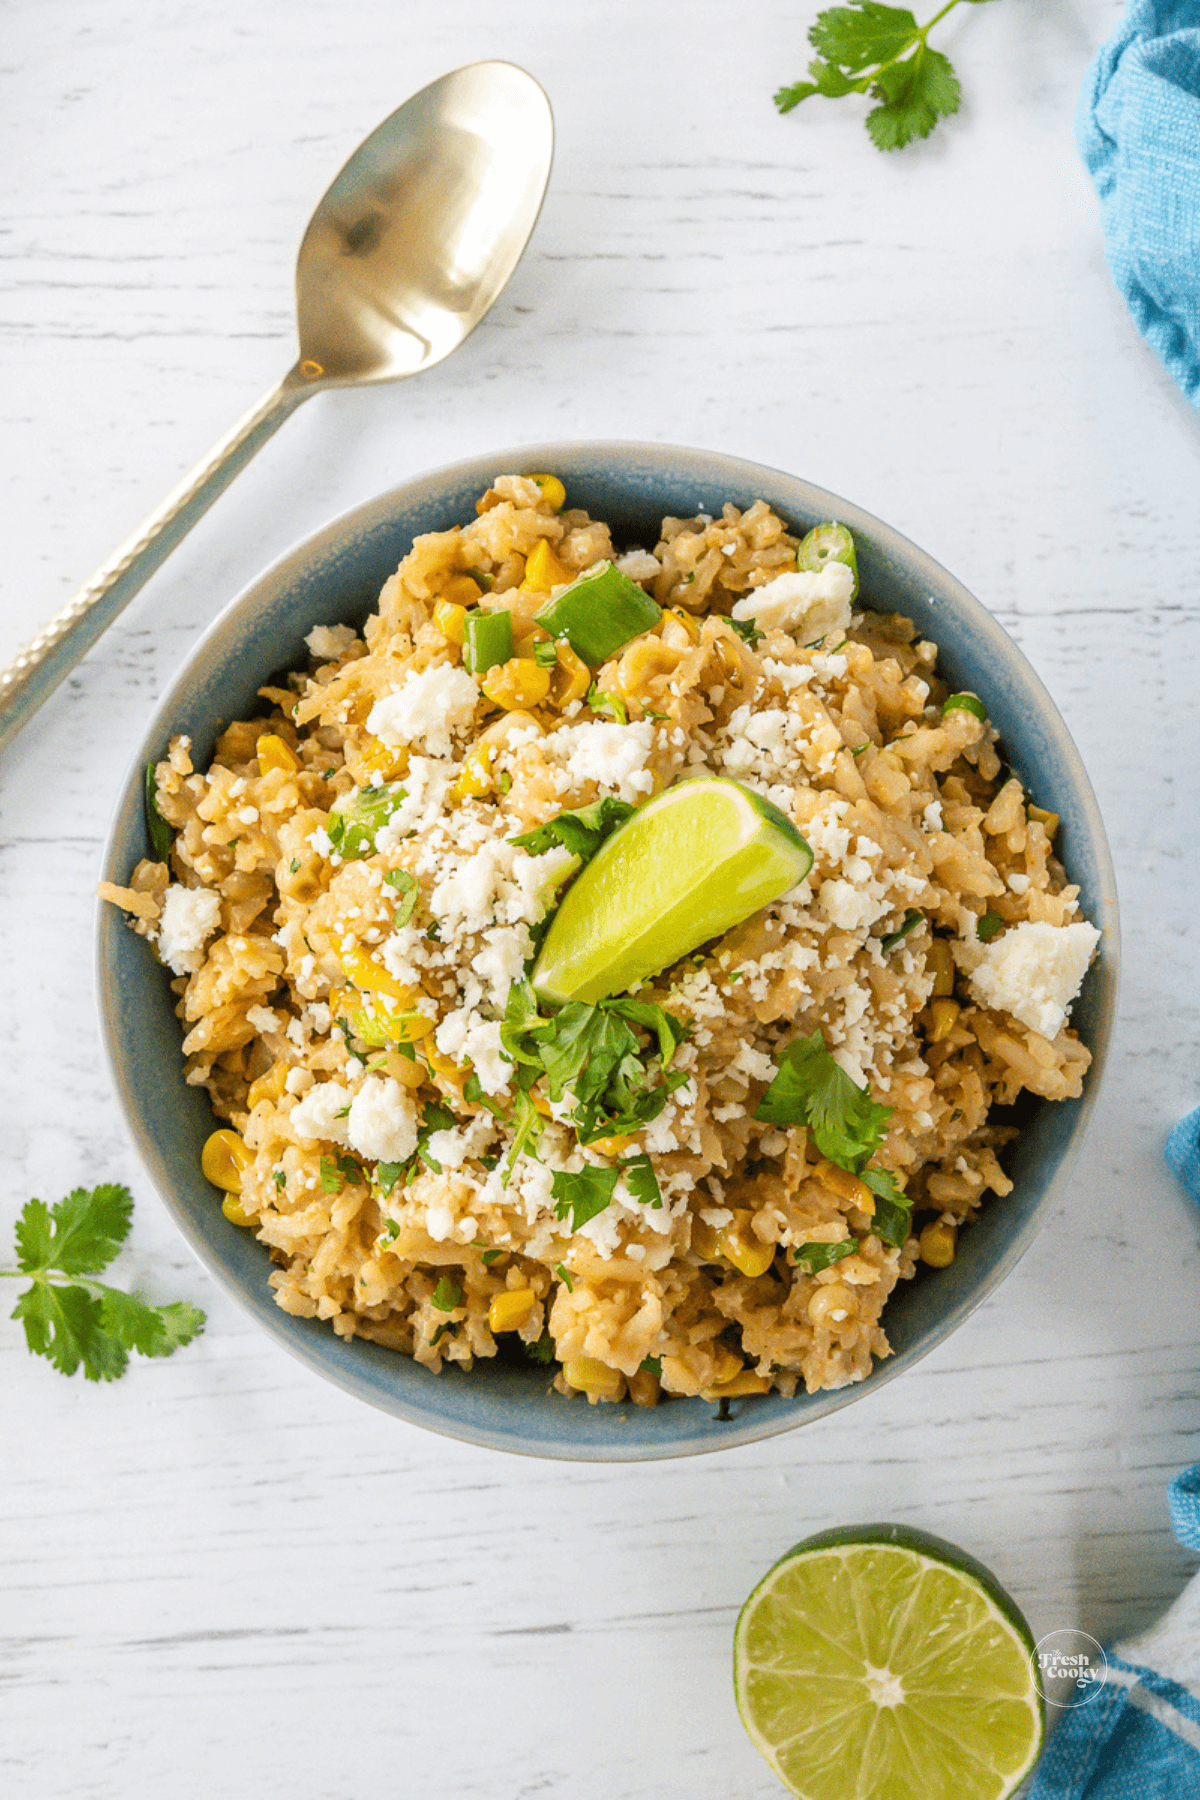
[734, 1526, 1044, 1800]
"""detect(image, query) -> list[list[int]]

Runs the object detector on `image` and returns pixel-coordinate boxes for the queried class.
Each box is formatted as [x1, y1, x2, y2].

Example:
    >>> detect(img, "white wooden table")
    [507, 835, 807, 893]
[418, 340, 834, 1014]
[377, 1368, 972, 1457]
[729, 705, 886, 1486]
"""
[3, 3, 1198, 1794]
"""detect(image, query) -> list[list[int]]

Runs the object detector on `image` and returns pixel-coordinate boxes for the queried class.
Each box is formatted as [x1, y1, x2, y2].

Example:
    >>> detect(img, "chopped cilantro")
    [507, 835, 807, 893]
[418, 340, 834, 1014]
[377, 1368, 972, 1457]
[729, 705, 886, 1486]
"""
[639, 1355, 662, 1375]
[431, 1275, 462, 1312]
[526, 1330, 557, 1364]
[319, 1157, 343, 1193]
[289, 857, 301, 873]
[481, 1248, 504, 1266]
[375, 1162, 408, 1198]
[509, 795, 635, 864]
[730, 618, 763, 646]
[977, 910, 1004, 942]
[851, 742, 870, 756]
[327, 782, 407, 860]
[431, 1320, 453, 1346]
[791, 1238, 858, 1274]
[554, 1262, 574, 1292]
[756, 1029, 892, 1173]
[551, 1165, 619, 1232]
[464, 1072, 511, 1121]
[144, 762, 174, 862]
[273, 1169, 287, 1190]
[622, 1152, 662, 1208]
[380, 1218, 401, 1243]
[586, 682, 627, 725]
[862, 1168, 913, 1247]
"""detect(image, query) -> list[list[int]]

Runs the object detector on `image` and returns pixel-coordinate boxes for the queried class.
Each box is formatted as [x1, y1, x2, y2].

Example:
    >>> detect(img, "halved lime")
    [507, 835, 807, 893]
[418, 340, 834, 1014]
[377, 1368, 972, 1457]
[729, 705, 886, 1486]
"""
[532, 777, 812, 1005]
[734, 1524, 1044, 1800]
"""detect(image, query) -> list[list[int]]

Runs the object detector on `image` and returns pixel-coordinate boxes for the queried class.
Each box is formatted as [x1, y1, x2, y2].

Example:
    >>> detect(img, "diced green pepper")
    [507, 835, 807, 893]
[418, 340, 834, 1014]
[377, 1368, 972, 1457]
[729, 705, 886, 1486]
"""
[797, 522, 858, 598]
[534, 561, 662, 666]
[943, 692, 987, 722]
[327, 782, 407, 860]
[463, 608, 514, 675]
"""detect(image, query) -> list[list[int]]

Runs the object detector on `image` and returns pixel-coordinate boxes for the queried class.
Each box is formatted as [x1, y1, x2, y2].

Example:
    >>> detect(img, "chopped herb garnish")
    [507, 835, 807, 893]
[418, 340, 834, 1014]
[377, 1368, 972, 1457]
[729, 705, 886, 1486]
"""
[319, 1157, 343, 1193]
[334, 1105, 351, 1120]
[526, 1330, 556, 1364]
[791, 1238, 859, 1274]
[551, 1165, 620, 1232]
[431, 1275, 462, 1312]
[431, 1320, 453, 1346]
[622, 1152, 662, 1208]
[533, 639, 559, 669]
[380, 1218, 401, 1244]
[498, 772, 512, 794]
[510, 794, 636, 864]
[554, 1262, 574, 1292]
[289, 857, 301, 873]
[977, 911, 1004, 942]
[881, 909, 924, 952]
[273, 1169, 287, 1190]
[375, 1162, 408, 1198]
[862, 1169, 913, 1248]
[327, 782, 407, 860]
[384, 867, 419, 927]
[586, 682, 628, 725]
[730, 617, 763, 646]
[756, 1029, 892, 1173]
[481, 1248, 504, 1266]
[464, 1072, 510, 1121]
[2, 1183, 204, 1381]
[943, 692, 987, 722]
[639, 1355, 662, 1375]
[144, 761, 174, 862]
[851, 742, 870, 756]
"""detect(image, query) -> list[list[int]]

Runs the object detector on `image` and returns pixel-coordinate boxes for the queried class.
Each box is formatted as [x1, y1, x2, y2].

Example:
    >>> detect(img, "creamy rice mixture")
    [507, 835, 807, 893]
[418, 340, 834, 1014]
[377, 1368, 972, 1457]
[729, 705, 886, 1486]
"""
[102, 474, 1100, 1406]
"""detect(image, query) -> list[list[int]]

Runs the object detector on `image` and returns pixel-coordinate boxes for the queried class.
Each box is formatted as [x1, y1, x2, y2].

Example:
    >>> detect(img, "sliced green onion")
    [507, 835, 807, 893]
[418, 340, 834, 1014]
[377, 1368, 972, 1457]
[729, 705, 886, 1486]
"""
[797, 522, 858, 598]
[327, 782, 407, 861]
[791, 1238, 858, 1274]
[881, 909, 924, 952]
[463, 608, 514, 675]
[943, 692, 987, 722]
[532, 639, 559, 669]
[534, 561, 661, 665]
[977, 910, 1004, 942]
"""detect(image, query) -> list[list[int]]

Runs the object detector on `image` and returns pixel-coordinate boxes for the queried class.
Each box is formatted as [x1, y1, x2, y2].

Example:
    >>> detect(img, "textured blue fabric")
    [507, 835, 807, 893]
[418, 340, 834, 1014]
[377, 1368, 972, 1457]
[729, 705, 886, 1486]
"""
[1026, 1464, 1200, 1797]
[1165, 1107, 1200, 1205]
[1077, 2, 1200, 404]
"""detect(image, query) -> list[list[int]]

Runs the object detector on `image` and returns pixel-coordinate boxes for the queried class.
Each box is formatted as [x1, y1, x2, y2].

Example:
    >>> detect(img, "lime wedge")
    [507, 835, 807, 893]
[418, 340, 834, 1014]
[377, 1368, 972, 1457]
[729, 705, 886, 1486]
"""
[532, 777, 812, 1005]
[734, 1524, 1045, 1800]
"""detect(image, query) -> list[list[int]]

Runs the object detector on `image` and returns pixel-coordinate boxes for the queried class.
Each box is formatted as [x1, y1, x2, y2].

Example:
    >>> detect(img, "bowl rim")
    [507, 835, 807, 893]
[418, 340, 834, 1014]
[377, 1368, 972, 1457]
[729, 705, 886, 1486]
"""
[96, 438, 1120, 1459]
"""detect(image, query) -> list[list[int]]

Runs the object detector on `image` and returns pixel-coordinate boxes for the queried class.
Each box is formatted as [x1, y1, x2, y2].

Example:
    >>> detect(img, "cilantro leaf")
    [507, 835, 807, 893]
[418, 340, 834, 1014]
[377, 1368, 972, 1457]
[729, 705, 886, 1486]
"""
[755, 1030, 893, 1171]
[431, 1275, 462, 1312]
[14, 1184, 132, 1277]
[881, 909, 924, 952]
[862, 1168, 914, 1247]
[791, 1238, 859, 1275]
[11, 1282, 122, 1380]
[374, 1161, 408, 1197]
[622, 1153, 662, 1209]
[509, 795, 635, 864]
[145, 761, 174, 862]
[866, 43, 959, 150]
[526, 1330, 557, 1364]
[97, 1288, 206, 1358]
[326, 782, 407, 861]
[811, 2, 918, 70]
[551, 1166, 620, 1232]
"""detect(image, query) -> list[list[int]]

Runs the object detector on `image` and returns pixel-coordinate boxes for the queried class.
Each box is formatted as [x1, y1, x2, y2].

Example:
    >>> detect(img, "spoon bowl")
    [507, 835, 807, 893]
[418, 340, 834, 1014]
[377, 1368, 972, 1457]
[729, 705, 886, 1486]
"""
[0, 61, 554, 751]
[294, 63, 553, 386]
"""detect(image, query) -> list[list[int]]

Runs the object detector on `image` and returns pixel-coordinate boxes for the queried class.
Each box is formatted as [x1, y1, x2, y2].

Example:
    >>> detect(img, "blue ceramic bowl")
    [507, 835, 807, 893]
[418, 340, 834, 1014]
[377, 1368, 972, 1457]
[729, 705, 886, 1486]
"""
[97, 442, 1119, 1459]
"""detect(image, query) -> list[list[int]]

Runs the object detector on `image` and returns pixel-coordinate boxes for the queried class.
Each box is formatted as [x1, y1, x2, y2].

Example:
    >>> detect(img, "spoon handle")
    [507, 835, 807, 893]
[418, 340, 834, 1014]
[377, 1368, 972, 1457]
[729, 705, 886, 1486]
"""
[0, 373, 309, 755]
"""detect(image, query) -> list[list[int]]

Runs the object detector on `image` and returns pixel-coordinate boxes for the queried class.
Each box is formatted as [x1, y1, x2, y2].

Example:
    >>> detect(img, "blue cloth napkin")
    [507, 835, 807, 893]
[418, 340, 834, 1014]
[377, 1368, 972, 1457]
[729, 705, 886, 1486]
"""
[1077, 2, 1200, 406]
[1165, 1107, 1200, 1200]
[1027, 1466, 1200, 1797]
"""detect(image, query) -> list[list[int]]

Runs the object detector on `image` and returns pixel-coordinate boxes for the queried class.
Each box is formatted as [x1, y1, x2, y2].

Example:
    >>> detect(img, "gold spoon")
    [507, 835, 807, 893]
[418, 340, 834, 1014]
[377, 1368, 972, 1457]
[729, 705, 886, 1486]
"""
[0, 60, 553, 752]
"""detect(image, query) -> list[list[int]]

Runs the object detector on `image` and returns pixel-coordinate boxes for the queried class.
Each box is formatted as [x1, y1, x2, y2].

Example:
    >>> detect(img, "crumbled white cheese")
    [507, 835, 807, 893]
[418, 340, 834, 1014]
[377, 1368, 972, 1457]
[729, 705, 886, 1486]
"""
[615, 549, 661, 583]
[541, 720, 658, 802]
[923, 801, 944, 832]
[434, 1010, 510, 1095]
[346, 1077, 419, 1163]
[245, 1005, 281, 1037]
[157, 885, 222, 976]
[374, 756, 454, 850]
[289, 1081, 353, 1147]
[731, 562, 854, 641]
[306, 622, 358, 662]
[367, 664, 480, 759]
[959, 919, 1101, 1039]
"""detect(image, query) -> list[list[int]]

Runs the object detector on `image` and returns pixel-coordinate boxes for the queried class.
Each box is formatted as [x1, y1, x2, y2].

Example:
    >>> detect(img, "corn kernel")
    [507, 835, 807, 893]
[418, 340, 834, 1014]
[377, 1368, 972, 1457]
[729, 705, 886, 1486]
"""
[423, 1041, 470, 1086]
[488, 1289, 537, 1334]
[443, 574, 483, 607]
[528, 472, 566, 511]
[691, 1217, 724, 1262]
[451, 744, 493, 801]
[814, 1159, 875, 1213]
[347, 736, 407, 783]
[1028, 805, 1059, 839]
[340, 947, 418, 1005]
[929, 998, 961, 1044]
[247, 1061, 288, 1109]
[710, 1344, 744, 1386]
[221, 1194, 256, 1228]
[524, 539, 572, 593]
[563, 1356, 625, 1402]
[929, 938, 956, 998]
[202, 1128, 253, 1194]
[808, 1282, 855, 1329]
[256, 733, 299, 774]
[628, 1369, 661, 1408]
[548, 640, 590, 709]
[588, 1133, 635, 1158]
[481, 658, 552, 711]
[920, 1221, 957, 1267]
[433, 600, 468, 644]
[718, 1214, 776, 1279]
[702, 1370, 772, 1400]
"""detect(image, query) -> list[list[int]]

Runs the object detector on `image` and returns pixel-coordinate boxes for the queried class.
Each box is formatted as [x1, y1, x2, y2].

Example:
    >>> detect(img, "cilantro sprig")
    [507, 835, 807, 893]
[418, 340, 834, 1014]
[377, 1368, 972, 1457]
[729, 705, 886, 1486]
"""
[756, 1030, 892, 1170]
[509, 795, 635, 865]
[775, 1, 998, 152]
[2, 1184, 205, 1381]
